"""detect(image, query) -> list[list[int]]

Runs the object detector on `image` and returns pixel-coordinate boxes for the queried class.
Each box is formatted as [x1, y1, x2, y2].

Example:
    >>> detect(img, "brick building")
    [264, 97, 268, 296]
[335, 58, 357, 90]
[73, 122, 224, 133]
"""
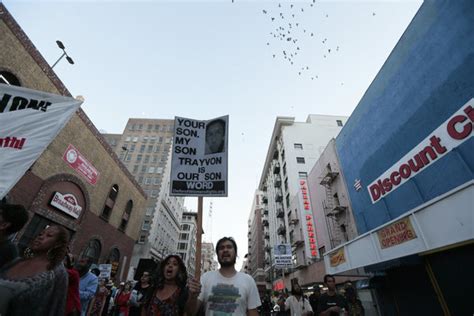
[0, 4, 147, 281]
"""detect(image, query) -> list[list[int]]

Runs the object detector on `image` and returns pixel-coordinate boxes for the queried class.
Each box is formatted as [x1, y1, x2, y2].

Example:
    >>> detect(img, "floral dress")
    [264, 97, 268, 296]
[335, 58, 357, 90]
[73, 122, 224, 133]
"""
[144, 288, 182, 316]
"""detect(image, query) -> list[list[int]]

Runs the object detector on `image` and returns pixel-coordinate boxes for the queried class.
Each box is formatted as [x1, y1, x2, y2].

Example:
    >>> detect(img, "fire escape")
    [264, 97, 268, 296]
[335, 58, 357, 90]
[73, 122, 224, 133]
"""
[320, 163, 348, 248]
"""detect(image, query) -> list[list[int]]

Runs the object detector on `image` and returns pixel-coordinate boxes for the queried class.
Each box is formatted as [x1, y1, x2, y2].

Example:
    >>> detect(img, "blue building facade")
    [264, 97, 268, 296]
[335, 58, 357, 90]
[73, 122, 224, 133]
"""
[336, 0, 473, 234]
[333, 1, 473, 315]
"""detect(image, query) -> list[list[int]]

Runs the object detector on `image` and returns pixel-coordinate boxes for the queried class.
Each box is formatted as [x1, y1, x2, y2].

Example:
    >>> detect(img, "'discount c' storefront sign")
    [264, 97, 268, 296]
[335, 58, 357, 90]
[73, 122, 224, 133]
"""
[170, 116, 228, 197]
[368, 99, 473, 203]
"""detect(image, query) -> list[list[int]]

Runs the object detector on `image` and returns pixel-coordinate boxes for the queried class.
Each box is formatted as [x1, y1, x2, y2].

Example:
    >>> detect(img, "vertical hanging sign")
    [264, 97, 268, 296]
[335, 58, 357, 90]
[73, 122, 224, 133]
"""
[299, 179, 319, 259]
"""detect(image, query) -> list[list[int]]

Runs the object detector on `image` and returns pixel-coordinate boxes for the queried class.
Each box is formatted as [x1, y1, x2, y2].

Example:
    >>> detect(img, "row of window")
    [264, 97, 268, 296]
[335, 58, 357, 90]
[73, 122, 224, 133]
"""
[122, 143, 165, 153]
[133, 165, 164, 174]
[143, 189, 159, 198]
[128, 123, 174, 132]
[124, 136, 172, 143]
[137, 176, 162, 186]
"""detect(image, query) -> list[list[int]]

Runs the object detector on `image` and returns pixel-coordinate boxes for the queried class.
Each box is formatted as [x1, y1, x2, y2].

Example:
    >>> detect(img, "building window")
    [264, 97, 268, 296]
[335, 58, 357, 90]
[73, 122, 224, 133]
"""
[153, 178, 161, 185]
[154, 124, 160, 131]
[298, 172, 308, 178]
[129, 144, 136, 152]
[133, 137, 139, 142]
[126, 155, 131, 162]
[140, 145, 145, 153]
[133, 165, 139, 173]
[0, 71, 21, 86]
[145, 178, 151, 185]
[136, 155, 142, 162]
[143, 136, 148, 143]
[337, 120, 343, 127]
[152, 156, 158, 163]
[294, 143, 303, 149]
[296, 157, 305, 164]
[178, 243, 187, 250]
[283, 162, 287, 176]
[146, 207, 154, 216]
[284, 178, 288, 191]
[182, 224, 190, 231]
[147, 124, 153, 131]
[144, 155, 150, 163]
[142, 220, 151, 230]
[129, 124, 135, 131]
[286, 193, 290, 208]
[119, 200, 133, 232]
[150, 136, 156, 143]
[148, 167, 155, 173]
[138, 234, 147, 244]
[125, 136, 131, 142]
[147, 145, 153, 153]
[81, 239, 102, 264]
[159, 137, 163, 143]
[154, 146, 160, 153]
[138, 124, 143, 130]
[138, 176, 144, 184]
[150, 190, 158, 198]
[101, 185, 119, 220]
[180, 233, 189, 240]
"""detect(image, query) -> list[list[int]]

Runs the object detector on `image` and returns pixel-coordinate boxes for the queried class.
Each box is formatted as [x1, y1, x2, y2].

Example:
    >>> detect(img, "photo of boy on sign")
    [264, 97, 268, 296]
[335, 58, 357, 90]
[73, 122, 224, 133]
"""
[205, 119, 226, 155]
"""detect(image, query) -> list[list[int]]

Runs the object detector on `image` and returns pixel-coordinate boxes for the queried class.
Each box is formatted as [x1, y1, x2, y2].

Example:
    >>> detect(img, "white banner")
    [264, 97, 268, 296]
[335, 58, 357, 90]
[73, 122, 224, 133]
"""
[274, 244, 293, 268]
[0, 85, 82, 199]
[170, 116, 228, 197]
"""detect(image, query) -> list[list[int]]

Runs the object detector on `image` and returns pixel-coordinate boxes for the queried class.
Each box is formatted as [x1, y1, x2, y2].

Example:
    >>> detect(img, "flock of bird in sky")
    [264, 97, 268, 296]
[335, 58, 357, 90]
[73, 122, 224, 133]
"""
[232, 0, 376, 84]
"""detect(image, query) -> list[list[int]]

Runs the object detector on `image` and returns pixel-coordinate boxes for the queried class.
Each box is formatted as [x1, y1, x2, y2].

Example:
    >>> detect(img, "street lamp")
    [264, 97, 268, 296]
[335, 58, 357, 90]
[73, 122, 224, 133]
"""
[52, 40, 74, 69]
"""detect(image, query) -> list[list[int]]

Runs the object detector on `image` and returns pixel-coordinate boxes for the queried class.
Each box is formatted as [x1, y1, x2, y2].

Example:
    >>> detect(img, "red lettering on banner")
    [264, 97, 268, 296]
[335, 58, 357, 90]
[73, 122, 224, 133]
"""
[311, 250, 318, 256]
[308, 232, 314, 238]
[368, 102, 473, 203]
[447, 115, 472, 140]
[306, 215, 312, 220]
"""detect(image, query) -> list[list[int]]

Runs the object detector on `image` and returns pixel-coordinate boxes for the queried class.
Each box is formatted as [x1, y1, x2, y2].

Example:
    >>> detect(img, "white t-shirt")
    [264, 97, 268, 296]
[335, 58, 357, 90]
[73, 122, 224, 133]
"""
[285, 295, 313, 316]
[198, 270, 261, 315]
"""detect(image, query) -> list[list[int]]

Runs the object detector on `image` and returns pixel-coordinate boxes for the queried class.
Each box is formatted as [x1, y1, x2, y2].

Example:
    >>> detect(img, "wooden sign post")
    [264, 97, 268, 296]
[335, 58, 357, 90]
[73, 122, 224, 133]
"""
[194, 196, 204, 280]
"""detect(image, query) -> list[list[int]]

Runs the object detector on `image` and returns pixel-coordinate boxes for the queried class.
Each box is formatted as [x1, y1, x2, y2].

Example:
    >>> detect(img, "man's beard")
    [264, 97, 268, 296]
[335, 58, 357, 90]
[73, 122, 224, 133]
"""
[218, 256, 236, 267]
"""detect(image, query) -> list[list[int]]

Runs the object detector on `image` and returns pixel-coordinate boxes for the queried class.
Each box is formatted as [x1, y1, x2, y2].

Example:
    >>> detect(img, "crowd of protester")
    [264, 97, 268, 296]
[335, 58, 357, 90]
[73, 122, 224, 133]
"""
[0, 201, 365, 316]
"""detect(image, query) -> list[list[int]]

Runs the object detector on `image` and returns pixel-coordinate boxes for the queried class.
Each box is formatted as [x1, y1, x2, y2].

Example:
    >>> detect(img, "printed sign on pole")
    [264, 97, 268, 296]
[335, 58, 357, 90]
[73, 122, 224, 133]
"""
[98, 264, 112, 279]
[0, 85, 82, 199]
[170, 116, 228, 197]
[274, 244, 293, 269]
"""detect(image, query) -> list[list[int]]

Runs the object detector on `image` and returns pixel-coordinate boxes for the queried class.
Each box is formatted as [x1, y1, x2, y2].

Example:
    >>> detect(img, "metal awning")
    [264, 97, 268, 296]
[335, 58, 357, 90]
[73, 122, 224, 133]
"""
[324, 181, 473, 274]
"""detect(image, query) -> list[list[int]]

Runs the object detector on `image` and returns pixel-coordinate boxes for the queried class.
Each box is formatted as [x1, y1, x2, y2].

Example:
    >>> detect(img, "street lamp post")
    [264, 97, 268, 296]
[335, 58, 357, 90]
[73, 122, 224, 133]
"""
[52, 40, 74, 69]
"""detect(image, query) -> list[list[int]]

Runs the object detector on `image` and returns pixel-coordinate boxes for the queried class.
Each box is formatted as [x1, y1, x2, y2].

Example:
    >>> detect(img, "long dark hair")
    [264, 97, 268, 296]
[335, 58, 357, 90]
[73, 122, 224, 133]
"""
[42, 225, 70, 270]
[153, 254, 188, 289]
[145, 255, 189, 314]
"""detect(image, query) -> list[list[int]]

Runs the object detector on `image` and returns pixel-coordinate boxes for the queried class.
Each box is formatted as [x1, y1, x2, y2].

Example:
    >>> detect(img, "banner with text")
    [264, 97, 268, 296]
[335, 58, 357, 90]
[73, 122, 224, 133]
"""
[0, 85, 82, 199]
[170, 115, 228, 197]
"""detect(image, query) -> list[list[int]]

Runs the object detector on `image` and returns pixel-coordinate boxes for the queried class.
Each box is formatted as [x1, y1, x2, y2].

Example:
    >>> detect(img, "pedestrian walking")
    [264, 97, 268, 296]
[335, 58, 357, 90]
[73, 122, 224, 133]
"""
[76, 257, 99, 316]
[65, 252, 81, 316]
[129, 270, 152, 316]
[317, 275, 348, 316]
[0, 225, 70, 316]
[114, 281, 133, 316]
[142, 255, 190, 315]
[0, 203, 28, 269]
[88, 278, 110, 316]
[188, 236, 261, 315]
[284, 282, 313, 316]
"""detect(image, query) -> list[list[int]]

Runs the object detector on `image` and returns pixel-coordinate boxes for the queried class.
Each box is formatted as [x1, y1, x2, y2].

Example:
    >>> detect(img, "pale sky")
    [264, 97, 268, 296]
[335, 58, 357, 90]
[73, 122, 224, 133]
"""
[5, 0, 422, 270]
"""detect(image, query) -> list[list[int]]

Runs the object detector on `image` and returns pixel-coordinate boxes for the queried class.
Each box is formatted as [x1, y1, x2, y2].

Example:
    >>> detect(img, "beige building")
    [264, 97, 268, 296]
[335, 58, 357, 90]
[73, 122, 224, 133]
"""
[1, 3, 147, 281]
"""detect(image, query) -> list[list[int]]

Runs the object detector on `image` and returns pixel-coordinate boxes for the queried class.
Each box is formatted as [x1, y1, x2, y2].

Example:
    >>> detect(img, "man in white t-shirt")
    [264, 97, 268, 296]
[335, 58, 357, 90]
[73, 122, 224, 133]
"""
[285, 282, 313, 316]
[188, 237, 261, 315]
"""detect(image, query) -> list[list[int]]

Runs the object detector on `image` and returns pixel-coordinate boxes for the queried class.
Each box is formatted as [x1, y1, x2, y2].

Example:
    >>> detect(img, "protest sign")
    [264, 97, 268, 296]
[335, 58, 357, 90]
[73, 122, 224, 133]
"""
[170, 115, 228, 197]
[274, 244, 293, 269]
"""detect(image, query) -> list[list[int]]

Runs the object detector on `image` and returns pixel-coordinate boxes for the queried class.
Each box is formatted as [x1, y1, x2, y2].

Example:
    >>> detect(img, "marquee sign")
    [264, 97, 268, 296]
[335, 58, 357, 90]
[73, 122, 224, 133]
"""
[50, 192, 83, 218]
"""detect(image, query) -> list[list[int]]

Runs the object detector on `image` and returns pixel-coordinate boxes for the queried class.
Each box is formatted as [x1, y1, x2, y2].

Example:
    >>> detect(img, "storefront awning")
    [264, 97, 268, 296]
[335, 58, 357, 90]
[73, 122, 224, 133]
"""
[324, 181, 473, 275]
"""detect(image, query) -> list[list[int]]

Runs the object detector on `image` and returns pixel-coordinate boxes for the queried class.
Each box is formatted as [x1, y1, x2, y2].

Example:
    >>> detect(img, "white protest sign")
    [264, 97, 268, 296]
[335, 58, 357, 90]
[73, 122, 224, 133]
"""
[98, 264, 112, 279]
[274, 244, 293, 268]
[170, 116, 228, 197]
[0, 85, 82, 199]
